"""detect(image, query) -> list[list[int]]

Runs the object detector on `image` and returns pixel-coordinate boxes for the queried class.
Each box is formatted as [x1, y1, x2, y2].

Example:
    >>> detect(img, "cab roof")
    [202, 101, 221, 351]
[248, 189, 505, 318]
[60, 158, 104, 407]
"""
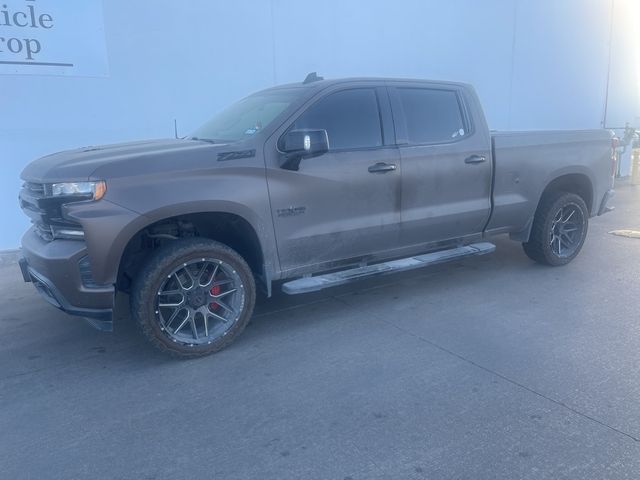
[263, 73, 471, 93]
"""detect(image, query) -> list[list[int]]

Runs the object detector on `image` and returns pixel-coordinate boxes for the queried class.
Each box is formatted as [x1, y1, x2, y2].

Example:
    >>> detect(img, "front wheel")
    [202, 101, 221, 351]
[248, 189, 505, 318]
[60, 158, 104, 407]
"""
[131, 238, 256, 358]
[522, 192, 589, 266]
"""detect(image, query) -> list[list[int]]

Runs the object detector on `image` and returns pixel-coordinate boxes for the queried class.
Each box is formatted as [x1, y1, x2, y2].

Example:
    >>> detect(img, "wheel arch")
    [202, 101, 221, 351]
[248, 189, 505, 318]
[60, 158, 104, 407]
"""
[510, 170, 594, 243]
[538, 172, 594, 214]
[110, 204, 274, 296]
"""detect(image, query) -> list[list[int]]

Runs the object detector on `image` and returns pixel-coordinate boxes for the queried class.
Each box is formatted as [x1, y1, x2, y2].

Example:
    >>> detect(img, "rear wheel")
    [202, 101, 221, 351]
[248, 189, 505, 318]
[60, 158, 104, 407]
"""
[522, 192, 589, 266]
[131, 238, 255, 358]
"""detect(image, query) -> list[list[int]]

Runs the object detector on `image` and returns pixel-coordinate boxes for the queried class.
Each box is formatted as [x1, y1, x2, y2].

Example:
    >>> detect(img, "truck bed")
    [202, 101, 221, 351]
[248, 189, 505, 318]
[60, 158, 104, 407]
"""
[486, 129, 614, 239]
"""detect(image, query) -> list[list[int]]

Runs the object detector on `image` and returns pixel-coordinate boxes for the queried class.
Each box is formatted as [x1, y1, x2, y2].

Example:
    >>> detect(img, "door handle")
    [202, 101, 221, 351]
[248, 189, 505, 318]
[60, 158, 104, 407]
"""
[368, 162, 397, 173]
[465, 154, 487, 164]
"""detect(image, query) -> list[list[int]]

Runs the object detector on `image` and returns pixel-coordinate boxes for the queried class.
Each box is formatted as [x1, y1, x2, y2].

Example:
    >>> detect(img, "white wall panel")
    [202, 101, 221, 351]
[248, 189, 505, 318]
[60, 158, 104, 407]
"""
[1, 0, 637, 248]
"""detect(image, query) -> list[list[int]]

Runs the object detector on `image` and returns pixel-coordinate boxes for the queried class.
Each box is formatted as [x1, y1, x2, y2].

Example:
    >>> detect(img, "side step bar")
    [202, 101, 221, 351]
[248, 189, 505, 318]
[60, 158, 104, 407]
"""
[282, 242, 496, 295]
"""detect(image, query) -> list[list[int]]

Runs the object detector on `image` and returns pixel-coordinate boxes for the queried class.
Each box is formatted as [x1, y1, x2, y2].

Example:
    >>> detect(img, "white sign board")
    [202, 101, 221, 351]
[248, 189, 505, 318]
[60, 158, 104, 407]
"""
[0, 0, 108, 76]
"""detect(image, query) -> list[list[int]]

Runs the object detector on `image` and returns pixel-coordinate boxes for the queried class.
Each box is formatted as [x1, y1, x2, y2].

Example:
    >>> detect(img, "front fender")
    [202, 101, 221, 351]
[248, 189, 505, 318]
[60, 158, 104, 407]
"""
[70, 165, 279, 285]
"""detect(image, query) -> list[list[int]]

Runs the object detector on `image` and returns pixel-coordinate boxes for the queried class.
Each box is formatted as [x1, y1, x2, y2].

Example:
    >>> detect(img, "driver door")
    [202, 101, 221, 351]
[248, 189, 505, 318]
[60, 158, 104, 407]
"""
[264, 85, 402, 275]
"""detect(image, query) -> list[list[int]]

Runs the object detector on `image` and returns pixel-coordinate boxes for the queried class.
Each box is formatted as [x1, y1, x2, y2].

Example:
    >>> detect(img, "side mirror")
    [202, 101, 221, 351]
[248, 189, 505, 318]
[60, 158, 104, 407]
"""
[280, 129, 329, 171]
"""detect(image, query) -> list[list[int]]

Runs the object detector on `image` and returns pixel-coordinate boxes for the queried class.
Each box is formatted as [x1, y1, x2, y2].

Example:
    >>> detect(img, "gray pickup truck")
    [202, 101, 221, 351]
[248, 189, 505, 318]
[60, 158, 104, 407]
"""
[18, 74, 616, 357]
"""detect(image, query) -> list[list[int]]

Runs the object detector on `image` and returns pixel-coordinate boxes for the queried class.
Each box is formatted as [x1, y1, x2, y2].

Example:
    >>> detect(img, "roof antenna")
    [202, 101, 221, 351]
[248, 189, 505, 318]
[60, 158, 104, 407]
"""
[174, 119, 179, 139]
[303, 72, 324, 84]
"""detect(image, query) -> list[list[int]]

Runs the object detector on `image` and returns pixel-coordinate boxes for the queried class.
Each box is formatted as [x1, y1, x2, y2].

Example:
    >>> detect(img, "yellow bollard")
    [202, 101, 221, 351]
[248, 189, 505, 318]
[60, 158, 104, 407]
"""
[632, 148, 640, 185]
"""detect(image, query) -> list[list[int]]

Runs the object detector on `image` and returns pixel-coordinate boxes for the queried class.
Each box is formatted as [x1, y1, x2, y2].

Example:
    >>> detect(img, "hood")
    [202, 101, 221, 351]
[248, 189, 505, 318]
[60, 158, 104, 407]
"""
[20, 138, 236, 183]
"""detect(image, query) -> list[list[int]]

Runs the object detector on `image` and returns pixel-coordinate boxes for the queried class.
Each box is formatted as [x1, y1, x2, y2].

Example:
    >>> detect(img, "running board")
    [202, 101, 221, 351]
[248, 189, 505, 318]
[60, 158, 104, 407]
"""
[282, 242, 496, 295]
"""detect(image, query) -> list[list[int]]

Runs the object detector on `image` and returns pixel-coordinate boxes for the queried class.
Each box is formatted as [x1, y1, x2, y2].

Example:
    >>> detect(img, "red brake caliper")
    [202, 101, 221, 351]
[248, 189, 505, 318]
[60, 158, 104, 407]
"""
[209, 285, 221, 311]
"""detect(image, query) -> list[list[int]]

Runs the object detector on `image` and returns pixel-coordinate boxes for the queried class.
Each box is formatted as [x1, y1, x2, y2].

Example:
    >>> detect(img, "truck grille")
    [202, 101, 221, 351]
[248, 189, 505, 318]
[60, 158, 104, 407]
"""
[19, 182, 82, 241]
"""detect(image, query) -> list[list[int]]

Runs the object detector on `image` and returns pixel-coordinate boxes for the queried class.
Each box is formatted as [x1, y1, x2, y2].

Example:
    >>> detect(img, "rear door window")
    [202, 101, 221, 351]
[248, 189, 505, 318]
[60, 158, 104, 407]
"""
[397, 88, 466, 144]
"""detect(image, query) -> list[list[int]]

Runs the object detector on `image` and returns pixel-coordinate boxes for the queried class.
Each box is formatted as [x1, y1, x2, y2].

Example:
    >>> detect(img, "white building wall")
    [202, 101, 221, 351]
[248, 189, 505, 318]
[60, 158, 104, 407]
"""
[1, 0, 638, 249]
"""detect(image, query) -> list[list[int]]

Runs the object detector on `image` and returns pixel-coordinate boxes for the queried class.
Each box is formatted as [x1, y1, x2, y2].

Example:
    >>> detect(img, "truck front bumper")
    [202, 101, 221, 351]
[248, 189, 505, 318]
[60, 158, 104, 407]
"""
[20, 228, 114, 331]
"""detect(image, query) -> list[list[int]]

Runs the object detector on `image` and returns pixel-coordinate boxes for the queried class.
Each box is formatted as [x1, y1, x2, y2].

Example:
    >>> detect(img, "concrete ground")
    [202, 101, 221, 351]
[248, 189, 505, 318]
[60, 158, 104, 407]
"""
[1, 183, 639, 480]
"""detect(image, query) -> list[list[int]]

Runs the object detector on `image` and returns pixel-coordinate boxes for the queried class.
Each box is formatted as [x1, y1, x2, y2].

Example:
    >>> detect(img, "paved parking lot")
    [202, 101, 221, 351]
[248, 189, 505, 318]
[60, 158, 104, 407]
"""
[1, 182, 639, 479]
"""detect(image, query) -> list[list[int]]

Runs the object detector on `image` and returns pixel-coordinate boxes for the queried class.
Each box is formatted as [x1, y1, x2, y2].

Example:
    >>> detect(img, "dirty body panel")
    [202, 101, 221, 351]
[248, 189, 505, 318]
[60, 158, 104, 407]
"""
[18, 76, 615, 328]
[488, 129, 615, 239]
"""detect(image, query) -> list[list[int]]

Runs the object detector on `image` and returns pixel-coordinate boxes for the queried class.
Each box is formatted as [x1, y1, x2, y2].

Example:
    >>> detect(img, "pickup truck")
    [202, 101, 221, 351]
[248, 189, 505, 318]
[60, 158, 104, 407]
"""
[18, 74, 616, 357]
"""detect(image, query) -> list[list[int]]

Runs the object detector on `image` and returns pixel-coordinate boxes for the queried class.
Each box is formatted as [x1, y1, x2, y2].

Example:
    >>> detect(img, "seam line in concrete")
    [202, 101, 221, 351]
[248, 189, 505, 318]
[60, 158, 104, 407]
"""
[380, 319, 640, 444]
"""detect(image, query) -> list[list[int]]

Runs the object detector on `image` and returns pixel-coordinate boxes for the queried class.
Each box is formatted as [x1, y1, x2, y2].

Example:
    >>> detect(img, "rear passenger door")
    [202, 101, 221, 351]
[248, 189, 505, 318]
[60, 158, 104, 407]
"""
[388, 83, 492, 247]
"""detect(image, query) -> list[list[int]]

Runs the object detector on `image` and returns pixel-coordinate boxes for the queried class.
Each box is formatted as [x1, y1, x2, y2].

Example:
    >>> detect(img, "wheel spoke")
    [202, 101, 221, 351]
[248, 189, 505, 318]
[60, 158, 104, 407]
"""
[201, 310, 209, 337]
[190, 314, 199, 340]
[554, 210, 563, 223]
[159, 288, 181, 295]
[560, 234, 569, 246]
[562, 209, 576, 223]
[210, 288, 237, 299]
[173, 311, 191, 335]
[215, 300, 237, 316]
[200, 263, 219, 287]
[193, 263, 204, 285]
[183, 265, 194, 281]
[211, 278, 233, 288]
[164, 307, 184, 329]
[208, 311, 229, 323]
[195, 306, 213, 338]
[158, 295, 184, 308]
[557, 236, 562, 256]
[174, 271, 190, 291]
[159, 302, 184, 308]
[182, 265, 197, 287]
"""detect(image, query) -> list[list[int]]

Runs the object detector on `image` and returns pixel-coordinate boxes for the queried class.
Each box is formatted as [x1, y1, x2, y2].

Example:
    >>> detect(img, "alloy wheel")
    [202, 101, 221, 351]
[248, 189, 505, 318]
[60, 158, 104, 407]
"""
[155, 258, 245, 345]
[549, 203, 585, 258]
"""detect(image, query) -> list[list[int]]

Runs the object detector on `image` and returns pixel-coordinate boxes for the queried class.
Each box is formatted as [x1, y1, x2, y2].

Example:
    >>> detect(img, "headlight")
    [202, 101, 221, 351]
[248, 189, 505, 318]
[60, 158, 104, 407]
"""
[50, 181, 106, 200]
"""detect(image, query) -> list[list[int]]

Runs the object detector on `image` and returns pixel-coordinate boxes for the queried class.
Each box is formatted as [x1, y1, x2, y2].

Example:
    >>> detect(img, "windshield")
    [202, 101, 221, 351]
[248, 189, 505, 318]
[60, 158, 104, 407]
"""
[191, 89, 302, 143]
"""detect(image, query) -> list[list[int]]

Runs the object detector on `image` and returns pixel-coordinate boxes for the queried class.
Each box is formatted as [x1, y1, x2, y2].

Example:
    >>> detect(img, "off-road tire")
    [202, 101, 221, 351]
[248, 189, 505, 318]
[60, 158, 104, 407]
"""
[522, 192, 589, 266]
[131, 238, 256, 358]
